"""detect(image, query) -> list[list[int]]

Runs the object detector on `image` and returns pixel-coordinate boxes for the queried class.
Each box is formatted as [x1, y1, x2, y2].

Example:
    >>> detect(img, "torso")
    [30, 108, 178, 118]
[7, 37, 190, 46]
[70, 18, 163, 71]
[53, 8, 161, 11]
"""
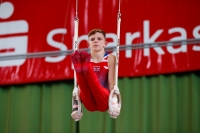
[90, 53, 109, 90]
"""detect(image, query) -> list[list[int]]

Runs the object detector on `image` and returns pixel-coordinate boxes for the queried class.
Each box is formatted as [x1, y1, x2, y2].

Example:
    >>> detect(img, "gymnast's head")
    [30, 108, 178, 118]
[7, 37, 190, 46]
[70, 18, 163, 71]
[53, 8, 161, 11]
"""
[88, 29, 106, 39]
[87, 29, 108, 49]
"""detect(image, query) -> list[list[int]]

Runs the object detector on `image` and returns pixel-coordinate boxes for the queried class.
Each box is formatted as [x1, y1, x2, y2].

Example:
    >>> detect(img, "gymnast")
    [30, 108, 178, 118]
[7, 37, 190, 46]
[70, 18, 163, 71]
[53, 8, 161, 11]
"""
[70, 29, 120, 121]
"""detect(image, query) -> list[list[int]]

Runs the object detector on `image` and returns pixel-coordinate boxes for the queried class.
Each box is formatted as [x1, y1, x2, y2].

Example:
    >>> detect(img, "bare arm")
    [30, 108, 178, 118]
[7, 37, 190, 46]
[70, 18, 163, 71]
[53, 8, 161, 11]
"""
[108, 54, 116, 91]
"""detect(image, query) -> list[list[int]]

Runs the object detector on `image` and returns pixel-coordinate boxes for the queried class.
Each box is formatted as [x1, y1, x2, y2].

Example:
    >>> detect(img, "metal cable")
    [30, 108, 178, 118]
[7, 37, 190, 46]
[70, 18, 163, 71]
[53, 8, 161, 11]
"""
[0, 0, 2, 7]
[61, 0, 71, 43]
[0, 38, 200, 61]
[76, 0, 78, 19]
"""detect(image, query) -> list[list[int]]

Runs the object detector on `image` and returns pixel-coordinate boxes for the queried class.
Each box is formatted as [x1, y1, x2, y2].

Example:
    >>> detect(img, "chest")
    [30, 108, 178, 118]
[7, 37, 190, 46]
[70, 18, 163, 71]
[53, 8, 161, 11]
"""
[91, 62, 108, 72]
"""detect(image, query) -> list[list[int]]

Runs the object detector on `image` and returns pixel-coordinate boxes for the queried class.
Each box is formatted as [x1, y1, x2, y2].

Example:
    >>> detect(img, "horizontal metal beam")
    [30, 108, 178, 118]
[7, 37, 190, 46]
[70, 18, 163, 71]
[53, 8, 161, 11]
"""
[0, 38, 200, 61]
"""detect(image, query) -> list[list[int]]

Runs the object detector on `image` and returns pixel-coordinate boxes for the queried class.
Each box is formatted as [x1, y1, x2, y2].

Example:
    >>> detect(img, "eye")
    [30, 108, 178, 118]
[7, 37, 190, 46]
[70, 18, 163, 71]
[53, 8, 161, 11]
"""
[98, 37, 102, 41]
[90, 38, 95, 41]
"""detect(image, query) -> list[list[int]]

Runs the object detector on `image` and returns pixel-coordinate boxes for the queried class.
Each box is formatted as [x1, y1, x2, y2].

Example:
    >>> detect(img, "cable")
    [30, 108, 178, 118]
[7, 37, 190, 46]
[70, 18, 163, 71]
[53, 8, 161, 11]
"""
[0, 0, 2, 7]
[61, 0, 71, 43]
[75, 0, 78, 19]
[0, 38, 199, 61]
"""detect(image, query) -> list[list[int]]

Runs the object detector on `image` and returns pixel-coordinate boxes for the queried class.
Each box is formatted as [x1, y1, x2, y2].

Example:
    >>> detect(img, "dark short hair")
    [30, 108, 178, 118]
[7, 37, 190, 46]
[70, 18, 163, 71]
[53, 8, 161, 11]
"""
[88, 29, 106, 39]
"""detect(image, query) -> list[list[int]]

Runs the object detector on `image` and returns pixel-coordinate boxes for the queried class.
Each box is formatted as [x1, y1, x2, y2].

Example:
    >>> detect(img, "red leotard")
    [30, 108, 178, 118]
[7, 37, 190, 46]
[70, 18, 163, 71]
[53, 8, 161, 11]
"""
[75, 53, 110, 112]
[90, 53, 109, 90]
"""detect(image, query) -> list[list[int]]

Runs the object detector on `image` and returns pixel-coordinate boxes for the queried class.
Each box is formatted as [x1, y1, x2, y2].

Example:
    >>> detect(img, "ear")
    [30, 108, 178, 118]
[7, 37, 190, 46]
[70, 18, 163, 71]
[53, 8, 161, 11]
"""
[104, 41, 108, 47]
[87, 42, 90, 48]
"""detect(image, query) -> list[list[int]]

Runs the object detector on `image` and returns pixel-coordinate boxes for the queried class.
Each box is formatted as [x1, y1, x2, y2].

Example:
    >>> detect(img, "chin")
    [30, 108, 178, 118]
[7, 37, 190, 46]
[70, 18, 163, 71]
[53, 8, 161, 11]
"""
[92, 49, 101, 52]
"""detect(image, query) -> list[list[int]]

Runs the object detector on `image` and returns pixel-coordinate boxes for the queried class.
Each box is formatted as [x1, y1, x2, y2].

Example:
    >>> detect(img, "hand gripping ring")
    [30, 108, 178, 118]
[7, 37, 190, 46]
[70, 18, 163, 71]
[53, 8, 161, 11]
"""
[72, 87, 82, 121]
[108, 85, 122, 118]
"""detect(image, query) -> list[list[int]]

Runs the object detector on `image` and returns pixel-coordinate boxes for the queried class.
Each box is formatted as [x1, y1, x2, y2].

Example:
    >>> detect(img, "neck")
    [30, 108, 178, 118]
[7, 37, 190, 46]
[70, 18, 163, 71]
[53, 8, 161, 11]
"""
[91, 50, 105, 63]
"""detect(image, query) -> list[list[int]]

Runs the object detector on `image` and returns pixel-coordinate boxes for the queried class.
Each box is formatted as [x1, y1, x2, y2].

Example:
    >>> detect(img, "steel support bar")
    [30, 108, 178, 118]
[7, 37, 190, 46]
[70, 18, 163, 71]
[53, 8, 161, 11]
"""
[0, 38, 199, 61]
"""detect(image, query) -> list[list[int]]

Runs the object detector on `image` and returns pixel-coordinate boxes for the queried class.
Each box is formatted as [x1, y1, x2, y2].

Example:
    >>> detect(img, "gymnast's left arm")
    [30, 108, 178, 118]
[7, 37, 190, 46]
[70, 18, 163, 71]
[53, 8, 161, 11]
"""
[108, 54, 116, 91]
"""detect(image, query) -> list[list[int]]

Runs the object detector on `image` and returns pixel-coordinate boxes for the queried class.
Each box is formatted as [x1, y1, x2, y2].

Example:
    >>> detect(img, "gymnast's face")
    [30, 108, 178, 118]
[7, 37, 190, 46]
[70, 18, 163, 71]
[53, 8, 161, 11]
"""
[88, 32, 107, 52]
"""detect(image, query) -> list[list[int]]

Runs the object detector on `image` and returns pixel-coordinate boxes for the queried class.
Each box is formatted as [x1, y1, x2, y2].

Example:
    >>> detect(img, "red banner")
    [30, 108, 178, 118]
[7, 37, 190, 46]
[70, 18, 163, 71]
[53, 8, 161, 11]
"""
[0, 0, 200, 85]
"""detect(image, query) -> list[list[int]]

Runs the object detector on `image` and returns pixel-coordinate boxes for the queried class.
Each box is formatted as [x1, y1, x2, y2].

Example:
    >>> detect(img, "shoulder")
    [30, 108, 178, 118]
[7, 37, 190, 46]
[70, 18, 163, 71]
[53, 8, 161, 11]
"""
[108, 54, 116, 65]
[108, 54, 116, 61]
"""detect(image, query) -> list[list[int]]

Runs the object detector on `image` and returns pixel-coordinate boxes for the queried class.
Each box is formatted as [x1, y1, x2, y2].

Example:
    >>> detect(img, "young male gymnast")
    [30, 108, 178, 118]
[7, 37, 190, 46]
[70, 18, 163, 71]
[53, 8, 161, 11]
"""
[70, 29, 120, 121]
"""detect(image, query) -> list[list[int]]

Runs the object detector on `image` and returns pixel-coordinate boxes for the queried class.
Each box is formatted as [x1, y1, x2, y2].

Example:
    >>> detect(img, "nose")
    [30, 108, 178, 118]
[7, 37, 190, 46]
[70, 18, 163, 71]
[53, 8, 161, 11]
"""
[94, 39, 98, 42]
